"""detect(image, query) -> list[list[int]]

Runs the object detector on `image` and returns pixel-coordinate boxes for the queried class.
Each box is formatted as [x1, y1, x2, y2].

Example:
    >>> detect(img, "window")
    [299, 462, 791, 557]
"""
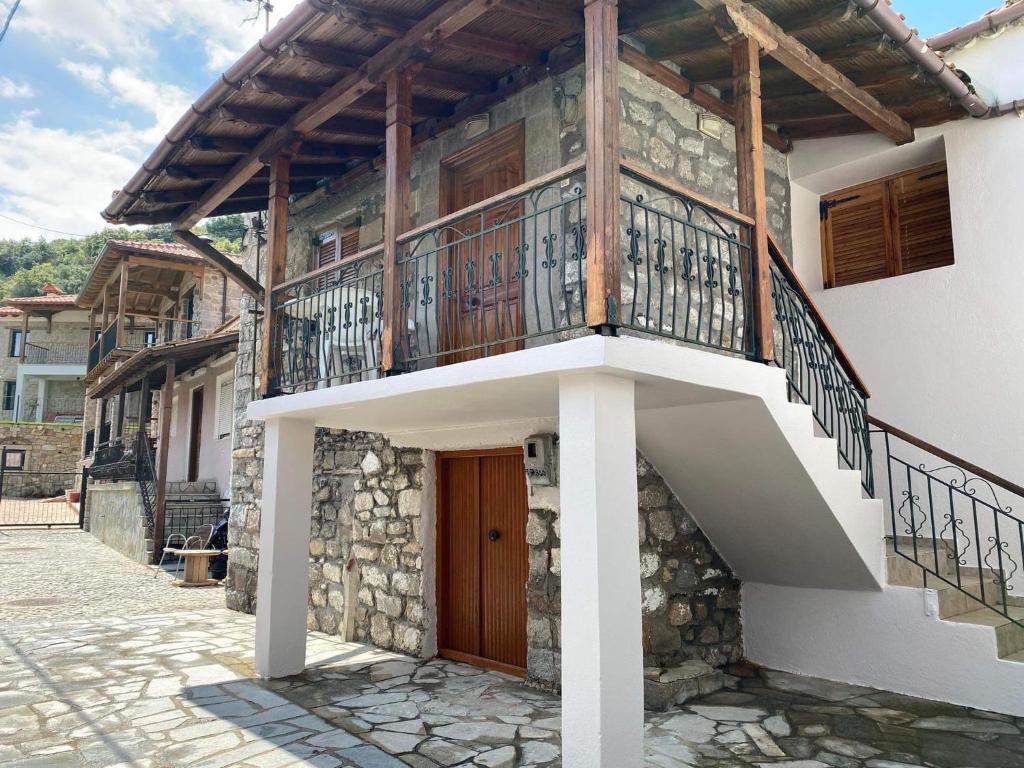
[143, 330, 156, 347]
[313, 224, 360, 287]
[2, 382, 15, 411]
[215, 374, 234, 439]
[2, 448, 25, 471]
[8, 329, 28, 357]
[820, 161, 954, 289]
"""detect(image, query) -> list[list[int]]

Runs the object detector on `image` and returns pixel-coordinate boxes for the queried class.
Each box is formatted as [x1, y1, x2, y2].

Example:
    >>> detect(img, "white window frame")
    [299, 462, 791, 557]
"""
[214, 370, 234, 440]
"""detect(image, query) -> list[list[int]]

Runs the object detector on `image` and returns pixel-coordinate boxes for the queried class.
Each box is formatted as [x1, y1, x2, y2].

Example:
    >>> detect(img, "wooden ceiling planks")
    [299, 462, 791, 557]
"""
[109, 0, 973, 226]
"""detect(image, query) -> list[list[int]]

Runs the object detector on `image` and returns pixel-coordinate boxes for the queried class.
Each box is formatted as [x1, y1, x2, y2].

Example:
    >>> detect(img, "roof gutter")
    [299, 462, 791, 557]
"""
[927, 2, 1024, 51]
[850, 0, 995, 119]
[102, 0, 334, 224]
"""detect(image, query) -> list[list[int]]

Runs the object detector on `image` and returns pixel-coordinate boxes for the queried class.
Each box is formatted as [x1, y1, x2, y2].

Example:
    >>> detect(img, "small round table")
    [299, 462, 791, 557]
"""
[166, 549, 227, 587]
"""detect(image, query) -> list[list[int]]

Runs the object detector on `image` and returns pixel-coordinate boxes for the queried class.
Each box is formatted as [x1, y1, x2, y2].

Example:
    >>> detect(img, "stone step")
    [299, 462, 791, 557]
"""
[943, 605, 1024, 657]
[643, 661, 727, 712]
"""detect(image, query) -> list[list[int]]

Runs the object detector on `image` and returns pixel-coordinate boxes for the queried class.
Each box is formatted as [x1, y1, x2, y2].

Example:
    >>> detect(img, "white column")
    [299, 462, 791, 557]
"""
[255, 417, 315, 678]
[558, 372, 643, 768]
[35, 378, 47, 422]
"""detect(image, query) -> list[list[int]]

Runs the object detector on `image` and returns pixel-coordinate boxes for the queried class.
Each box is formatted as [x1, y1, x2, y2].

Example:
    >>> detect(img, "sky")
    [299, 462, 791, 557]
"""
[0, 0, 1002, 241]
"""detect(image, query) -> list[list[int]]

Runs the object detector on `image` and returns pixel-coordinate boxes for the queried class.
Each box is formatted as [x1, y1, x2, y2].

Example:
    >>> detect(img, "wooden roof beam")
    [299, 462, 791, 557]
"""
[190, 135, 380, 160]
[498, 0, 582, 27]
[166, 162, 354, 181]
[174, 0, 495, 230]
[172, 230, 264, 302]
[694, 0, 913, 144]
[284, 42, 494, 95]
[250, 76, 454, 117]
[619, 43, 790, 152]
[217, 106, 384, 139]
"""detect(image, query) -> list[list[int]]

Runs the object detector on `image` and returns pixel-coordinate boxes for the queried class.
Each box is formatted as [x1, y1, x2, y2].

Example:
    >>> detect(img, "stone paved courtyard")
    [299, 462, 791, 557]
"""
[2, 530, 1024, 767]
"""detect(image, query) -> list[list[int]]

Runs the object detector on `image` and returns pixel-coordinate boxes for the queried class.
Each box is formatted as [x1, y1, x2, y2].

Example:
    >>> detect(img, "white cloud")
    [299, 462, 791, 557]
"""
[59, 60, 107, 92]
[0, 77, 34, 99]
[0, 114, 143, 239]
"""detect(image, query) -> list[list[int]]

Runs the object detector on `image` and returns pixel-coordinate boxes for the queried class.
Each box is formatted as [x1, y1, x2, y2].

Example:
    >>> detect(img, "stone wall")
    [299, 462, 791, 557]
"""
[0, 422, 82, 473]
[85, 481, 148, 563]
[525, 450, 741, 691]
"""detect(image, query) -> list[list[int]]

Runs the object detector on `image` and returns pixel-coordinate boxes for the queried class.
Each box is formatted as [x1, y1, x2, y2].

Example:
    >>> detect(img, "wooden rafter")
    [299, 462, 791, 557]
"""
[217, 106, 383, 139]
[694, 0, 913, 143]
[172, 229, 264, 302]
[174, 0, 496, 230]
[498, 0, 582, 27]
[619, 43, 790, 153]
[250, 76, 453, 118]
[190, 135, 380, 161]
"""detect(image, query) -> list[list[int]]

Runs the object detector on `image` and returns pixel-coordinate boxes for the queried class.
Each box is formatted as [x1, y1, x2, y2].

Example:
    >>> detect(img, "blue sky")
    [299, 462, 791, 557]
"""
[0, 0, 1001, 239]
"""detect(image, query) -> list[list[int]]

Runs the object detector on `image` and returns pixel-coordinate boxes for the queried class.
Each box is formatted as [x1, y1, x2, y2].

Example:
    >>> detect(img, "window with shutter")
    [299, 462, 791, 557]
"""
[314, 225, 359, 289]
[820, 161, 953, 289]
[216, 376, 234, 439]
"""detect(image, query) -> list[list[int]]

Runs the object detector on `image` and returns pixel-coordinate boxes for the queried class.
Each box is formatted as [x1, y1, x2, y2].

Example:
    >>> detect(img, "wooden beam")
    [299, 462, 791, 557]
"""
[619, 43, 790, 152]
[258, 154, 291, 396]
[142, 180, 318, 206]
[126, 255, 206, 274]
[251, 77, 453, 118]
[153, 358, 174, 562]
[217, 106, 384, 139]
[284, 41, 494, 95]
[175, 0, 494, 230]
[584, 0, 621, 330]
[116, 257, 129, 347]
[498, 0, 582, 27]
[696, 0, 913, 143]
[731, 34, 773, 361]
[172, 229, 264, 302]
[382, 69, 413, 373]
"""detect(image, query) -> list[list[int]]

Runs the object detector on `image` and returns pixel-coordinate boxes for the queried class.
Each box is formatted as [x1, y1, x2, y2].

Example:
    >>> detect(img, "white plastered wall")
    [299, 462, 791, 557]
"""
[786, 31, 1024, 483]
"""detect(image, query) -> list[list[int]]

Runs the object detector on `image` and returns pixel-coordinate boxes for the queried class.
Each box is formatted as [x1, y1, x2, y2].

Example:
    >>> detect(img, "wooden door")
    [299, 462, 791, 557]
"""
[437, 448, 528, 675]
[187, 387, 203, 482]
[440, 123, 525, 364]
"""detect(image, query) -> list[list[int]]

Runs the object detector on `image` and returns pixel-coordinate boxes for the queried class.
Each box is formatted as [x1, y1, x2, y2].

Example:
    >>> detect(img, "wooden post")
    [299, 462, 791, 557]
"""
[258, 154, 291, 397]
[584, 0, 621, 331]
[19, 310, 28, 362]
[153, 359, 175, 560]
[115, 384, 127, 441]
[116, 258, 129, 347]
[87, 309, 96, 347]
[137, 375, 151, 435]
[731, 34, 774, 361]
[382, 68, 413, 373]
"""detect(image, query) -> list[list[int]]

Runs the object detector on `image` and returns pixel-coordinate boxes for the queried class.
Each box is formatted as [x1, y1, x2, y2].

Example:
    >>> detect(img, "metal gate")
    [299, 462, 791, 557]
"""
[0, 447, 87, 529]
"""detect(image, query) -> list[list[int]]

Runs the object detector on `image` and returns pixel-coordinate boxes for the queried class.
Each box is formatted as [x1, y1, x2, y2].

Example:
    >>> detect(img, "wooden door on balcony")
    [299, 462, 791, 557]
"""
[437, 448, 528, 675]
[439, 122, 525, 364]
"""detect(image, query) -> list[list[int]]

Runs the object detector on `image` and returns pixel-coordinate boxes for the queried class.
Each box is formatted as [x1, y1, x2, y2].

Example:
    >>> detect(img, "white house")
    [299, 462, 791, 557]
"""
[100, 1, 1024, 766]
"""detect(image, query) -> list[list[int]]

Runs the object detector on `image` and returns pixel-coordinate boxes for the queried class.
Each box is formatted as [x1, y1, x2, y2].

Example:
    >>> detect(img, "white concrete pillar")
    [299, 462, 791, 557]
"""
[558, 372, 644, 768]
[255, 417, 315, 678]
[35, 378, 47, 422]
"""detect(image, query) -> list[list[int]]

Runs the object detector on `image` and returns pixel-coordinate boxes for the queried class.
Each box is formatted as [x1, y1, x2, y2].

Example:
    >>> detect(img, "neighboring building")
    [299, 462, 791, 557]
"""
[99, 2, 1024, 765]
[79, 240, 242, 563]
[0, 284, 91, 423]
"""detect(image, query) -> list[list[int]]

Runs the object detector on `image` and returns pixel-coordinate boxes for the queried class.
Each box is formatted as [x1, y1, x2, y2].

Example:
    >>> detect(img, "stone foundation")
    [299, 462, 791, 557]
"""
[0, 422, 82, 474]
[86, 481, 148, 563]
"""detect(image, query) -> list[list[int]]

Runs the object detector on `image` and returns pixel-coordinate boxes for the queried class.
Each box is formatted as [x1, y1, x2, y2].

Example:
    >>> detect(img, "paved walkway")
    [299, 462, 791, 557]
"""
[2, 529, 1024, 767]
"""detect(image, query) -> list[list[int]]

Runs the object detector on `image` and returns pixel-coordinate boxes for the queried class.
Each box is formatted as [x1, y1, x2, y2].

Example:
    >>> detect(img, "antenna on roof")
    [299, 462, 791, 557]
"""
[242, 0, 274, 33]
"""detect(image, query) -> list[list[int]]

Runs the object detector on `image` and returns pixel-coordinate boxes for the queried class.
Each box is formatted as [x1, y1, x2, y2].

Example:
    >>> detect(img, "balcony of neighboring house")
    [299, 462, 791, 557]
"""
[77, 240, 213, 383]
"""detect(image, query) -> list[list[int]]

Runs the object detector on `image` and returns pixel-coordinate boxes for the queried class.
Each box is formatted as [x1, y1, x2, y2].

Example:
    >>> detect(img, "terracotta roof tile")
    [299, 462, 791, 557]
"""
[0, 307, 23, 317]
[5, 293, 80, 307]
[105, 240, 201, 259]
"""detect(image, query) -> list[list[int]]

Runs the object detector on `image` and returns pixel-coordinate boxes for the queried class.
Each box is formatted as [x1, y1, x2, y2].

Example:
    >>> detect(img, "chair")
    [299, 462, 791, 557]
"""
[154, 533, 186, 578]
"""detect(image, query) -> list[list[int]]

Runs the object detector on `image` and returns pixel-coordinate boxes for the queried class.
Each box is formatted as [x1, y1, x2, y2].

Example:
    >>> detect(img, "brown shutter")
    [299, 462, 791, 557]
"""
[317, 230, 338, 270]
[893, 163, 954, 275]
[820, 180, 891, 288]
[339, 225, 360, 260]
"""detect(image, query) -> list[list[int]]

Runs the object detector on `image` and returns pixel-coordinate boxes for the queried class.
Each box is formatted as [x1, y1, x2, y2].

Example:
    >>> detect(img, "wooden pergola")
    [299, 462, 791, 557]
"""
[101, 0, 966, 394]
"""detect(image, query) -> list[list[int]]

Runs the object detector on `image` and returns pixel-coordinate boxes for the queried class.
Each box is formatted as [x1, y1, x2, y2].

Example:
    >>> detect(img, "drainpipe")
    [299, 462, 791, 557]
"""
[850, 0, 995, 118]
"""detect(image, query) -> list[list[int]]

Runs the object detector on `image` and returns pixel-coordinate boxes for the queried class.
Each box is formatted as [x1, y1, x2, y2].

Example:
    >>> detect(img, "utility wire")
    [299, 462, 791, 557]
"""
[0, 0, 21, 45]
[0, 212, 88, 238]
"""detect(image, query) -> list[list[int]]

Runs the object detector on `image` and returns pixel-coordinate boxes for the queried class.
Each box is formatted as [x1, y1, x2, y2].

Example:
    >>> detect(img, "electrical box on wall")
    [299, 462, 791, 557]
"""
[524, 434, 557, 487]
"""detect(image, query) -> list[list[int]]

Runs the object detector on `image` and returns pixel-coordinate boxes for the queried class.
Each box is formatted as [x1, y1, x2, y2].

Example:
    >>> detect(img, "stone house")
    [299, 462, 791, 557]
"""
[0, 284, 92, 424]
[78, 240, 242, 563]
[100, 1, 1024, 764]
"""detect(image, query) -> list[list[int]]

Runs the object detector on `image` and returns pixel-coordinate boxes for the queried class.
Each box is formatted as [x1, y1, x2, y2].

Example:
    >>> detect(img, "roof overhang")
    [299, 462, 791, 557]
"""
[103, 0, 972, 229]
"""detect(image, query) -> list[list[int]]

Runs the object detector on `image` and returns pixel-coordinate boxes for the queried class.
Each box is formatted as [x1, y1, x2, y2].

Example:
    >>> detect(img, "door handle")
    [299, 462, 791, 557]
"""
[488, 528, 500, 542]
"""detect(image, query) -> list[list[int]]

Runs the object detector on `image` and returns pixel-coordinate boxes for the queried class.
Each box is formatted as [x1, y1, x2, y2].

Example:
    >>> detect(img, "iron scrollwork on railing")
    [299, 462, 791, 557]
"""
[394, 166, 587, 369]
[874, 422, 1024, 629]
[768, 244, 872, 494]
[270, 247, 384, 393]
[619, 165, 756, 357]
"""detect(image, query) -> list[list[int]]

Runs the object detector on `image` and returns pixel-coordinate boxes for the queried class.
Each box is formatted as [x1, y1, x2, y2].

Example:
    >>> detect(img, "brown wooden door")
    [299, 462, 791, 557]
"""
[440, 123, 525, 364]
[437, 448, 528, 675]
[187, 387, 203, 482]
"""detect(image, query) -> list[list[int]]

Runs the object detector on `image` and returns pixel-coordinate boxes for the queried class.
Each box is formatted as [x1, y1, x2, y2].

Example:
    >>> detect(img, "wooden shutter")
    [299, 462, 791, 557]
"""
[315, 225, 359, 288]
[820, 162, 953, 288]
[340, 224, 359, 260]
[892, 163, 954, 275]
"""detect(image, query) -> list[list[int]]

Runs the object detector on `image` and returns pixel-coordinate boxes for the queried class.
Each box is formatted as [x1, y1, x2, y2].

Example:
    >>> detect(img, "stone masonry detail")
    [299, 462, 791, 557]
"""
[526, 451, 742, 690]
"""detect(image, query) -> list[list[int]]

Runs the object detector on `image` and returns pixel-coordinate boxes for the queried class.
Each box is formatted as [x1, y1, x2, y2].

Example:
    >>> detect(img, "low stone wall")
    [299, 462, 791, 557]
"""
[86, 481, 148, 564]
[0, 422, 82, 474]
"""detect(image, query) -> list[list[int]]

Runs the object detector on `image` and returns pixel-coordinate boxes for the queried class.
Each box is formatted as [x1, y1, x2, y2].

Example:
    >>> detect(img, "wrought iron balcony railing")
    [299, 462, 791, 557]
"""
[87, 320, 157, 374]
[23, 342, 89, 365]
[619, 161, 756, 358]
[270, 245, 385, 393]
[394, 160, 588, 370]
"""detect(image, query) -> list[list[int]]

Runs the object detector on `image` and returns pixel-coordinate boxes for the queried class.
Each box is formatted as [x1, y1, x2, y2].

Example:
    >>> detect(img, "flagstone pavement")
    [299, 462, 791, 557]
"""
[2, 530, 1024, 767]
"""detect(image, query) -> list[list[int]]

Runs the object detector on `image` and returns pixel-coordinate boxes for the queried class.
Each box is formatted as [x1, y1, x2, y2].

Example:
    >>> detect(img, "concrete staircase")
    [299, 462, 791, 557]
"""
[886, 537, 1024, 663]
